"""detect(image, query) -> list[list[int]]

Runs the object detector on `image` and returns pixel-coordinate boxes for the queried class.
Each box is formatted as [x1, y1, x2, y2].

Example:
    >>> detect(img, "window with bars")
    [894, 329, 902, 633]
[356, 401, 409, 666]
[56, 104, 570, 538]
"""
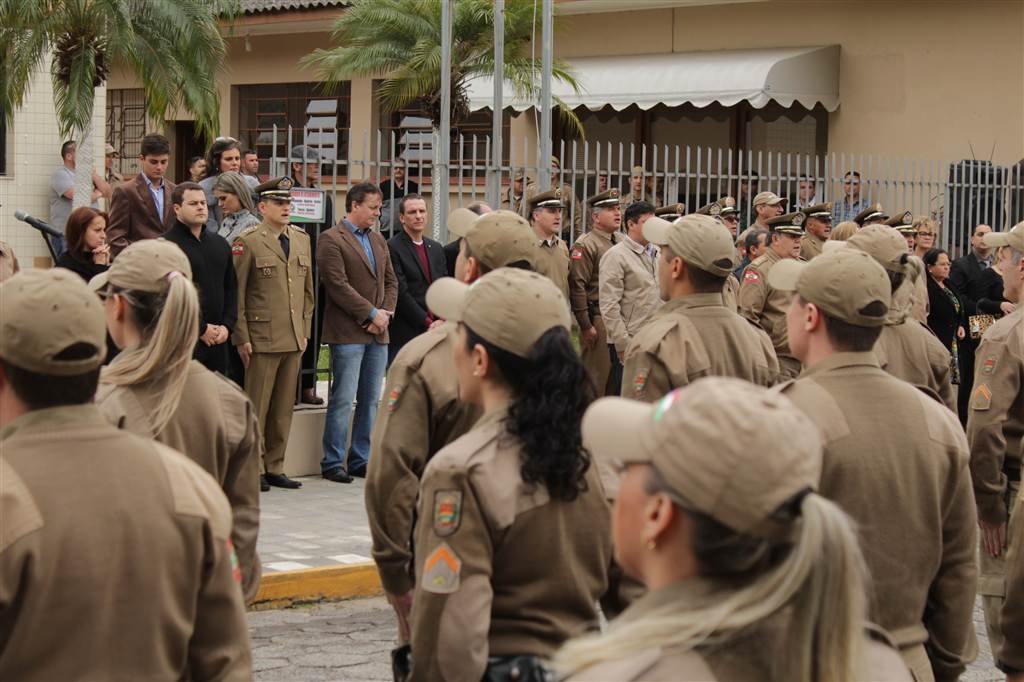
[105, 88, 150, 178]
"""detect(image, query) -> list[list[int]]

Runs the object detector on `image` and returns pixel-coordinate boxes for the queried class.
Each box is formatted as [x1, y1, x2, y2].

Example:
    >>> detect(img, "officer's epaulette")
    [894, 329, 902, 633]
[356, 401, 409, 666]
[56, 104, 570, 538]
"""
[238, 225, 260, 237]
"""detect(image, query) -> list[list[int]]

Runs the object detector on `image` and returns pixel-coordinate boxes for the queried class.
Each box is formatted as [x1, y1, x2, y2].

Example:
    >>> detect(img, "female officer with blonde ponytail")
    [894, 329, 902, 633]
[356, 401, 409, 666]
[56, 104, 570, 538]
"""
[91, 239, 263, 603]
[555, 377, 911, 682]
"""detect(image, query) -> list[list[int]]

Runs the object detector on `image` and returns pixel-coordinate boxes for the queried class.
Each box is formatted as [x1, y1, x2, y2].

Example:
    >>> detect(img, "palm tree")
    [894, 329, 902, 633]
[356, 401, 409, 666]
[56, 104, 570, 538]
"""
[301, 0, 581, 231]
[0, 0, 233, 209]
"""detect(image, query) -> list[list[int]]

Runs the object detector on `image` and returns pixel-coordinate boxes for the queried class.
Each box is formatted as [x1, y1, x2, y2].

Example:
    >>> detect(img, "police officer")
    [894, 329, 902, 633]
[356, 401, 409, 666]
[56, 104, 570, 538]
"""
[408, 269, 611, 681]
[569, 189, 624, 394]
[800, 202, 833, 260]
[772, 249, 978, 681]
[232, 177, 315, 489]
[93, 239, 263, 603]
[696, 198, 740, 238]
[0, 268, 251, 679]
[522, 156, 584, 240]
[556, 379, 910, 681]
[854, 203, 889, 227]
[527, 188, 572, 301]
[884, 210, 930, 324]
[966, 222, 1024, 662]
[623, 215, 779, 400]
[737, 211, 806, 379]
[366, 208, 538, 645]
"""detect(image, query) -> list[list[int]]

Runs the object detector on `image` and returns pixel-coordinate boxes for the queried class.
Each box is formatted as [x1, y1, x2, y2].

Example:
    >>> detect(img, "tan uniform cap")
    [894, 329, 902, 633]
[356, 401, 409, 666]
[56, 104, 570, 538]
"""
[883, 210, 916, 232]
[695, 201, 723, 217]
[845, 224, 910, 273]
[803, 202, 833, 220]
[768, 248, 891, 327]
[89, 238, 192, 294]
[583, 377, 822, 537]
[426, 268, 570, 358]
[630, 165, 644, 176]
[643, 214, 736, 276]
[254, 175, 294, 200]
[753, 191, 787, 208]
[654, 204, 685, 220]
[853, 203, 887, 225]
[586, 188, 621, 207]
[717, 196, 739, 215]
[982, 221, 1024, 251]
[528, 188, 565, 210]
[447, 209, 537, 271]
[0, 268, 107, 375]
[766, 211, 806, 235]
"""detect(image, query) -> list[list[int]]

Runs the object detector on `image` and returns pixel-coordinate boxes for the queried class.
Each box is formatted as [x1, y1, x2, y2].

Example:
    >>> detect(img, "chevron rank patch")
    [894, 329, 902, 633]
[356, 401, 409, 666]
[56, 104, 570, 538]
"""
[433, 490, 462, 537]
[972, 383, 992, 410]
[422, 542, 461, 594]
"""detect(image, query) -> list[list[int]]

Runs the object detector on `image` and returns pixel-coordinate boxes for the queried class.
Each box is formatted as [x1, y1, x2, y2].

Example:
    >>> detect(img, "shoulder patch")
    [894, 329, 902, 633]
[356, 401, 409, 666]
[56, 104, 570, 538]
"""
[743, 269, 760, 284]
[981, 355, 997, 375]
[231, 241, 245, 256]
[632, 368, 650, 398]
[571, 248, 583, 260]
[972, 383, 992, 410]
[387, 385, 404, 413]
[433, 490, 462, 536]
[421, 542, 462, 594]
[227, 539, 242, 584]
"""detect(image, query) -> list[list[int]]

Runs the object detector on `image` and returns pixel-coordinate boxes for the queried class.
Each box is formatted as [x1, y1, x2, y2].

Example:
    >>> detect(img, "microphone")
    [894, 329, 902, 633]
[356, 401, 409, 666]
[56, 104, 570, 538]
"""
[14, 210, 64, 239]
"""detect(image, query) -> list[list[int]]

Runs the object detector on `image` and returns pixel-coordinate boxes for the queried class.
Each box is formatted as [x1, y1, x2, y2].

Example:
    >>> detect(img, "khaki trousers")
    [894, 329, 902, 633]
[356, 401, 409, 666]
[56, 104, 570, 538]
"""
[582, 315, 613, 395]
[246, 350, 301, 475]
[980, 477, 1021, 657]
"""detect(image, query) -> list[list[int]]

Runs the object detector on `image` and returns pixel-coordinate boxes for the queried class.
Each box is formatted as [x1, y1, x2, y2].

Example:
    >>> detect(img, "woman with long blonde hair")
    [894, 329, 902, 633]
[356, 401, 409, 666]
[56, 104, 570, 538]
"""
[555, 378, 911, 682]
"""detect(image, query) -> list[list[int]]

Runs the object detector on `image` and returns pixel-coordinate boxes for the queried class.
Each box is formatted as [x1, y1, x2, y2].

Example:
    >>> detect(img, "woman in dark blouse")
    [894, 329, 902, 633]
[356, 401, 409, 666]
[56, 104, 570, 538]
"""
[924, 247, 968, 386]
[56, 207, 110, 281]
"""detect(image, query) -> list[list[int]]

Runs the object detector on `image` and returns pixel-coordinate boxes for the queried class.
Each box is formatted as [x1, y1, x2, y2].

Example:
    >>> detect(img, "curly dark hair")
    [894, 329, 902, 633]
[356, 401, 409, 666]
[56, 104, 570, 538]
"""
[464, 325, 595, 501]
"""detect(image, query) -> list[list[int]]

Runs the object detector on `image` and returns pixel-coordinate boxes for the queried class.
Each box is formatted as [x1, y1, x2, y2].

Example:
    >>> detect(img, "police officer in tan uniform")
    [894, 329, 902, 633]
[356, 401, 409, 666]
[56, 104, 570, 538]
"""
[556, 379, 911, 682]
[799, 202, 832, 260]
[409, 269, 611, 681]
[367, 208, 538, 644]
[569, 189, 625, 394]
[772, 249, 978, 681]
[0, 268, 251, 680]
[92, 239, 263, 602]
[737, 211, 806, 378]
[885, 210, 931, 324]
[527, 188, 572, 301]
[854, 202, 889, 227]
[522, 157, 584, 240]
[623, 215, 778, 400]
[965, 222, 1024, 661]
[232, 177, 315, 489]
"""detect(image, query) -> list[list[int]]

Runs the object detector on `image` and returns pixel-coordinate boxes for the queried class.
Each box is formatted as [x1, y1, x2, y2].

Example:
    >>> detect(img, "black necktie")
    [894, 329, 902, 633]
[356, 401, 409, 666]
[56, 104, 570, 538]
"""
[278, 233, 290, 259]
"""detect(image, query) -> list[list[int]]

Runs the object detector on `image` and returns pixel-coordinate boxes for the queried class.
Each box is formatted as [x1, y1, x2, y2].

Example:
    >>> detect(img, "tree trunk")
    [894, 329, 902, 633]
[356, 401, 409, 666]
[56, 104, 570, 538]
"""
[72, 112, 95, 209]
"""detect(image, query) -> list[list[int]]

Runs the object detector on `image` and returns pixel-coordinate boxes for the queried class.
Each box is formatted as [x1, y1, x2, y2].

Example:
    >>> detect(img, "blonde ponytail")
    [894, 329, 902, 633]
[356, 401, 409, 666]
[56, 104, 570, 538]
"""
[100, 273, 200, 437]
[555, 492, 868, 681]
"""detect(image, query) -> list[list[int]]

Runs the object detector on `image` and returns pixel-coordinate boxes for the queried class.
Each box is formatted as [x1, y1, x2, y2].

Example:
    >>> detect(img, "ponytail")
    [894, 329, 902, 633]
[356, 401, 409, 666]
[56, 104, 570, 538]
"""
[100, 273, 200, 436]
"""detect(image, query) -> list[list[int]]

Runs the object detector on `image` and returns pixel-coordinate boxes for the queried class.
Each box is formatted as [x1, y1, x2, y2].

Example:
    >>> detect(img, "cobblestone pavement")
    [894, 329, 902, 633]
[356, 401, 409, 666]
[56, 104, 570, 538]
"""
[249, 597, 1003, 681]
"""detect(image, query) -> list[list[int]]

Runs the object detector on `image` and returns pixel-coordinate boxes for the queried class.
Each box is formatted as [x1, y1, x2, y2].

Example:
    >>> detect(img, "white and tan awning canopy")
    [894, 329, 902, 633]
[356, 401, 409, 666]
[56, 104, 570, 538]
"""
[467, 45, 840, 112]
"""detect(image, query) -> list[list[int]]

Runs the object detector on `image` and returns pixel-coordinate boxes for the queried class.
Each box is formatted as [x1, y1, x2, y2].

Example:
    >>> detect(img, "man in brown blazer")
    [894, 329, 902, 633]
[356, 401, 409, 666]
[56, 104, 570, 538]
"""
[106, 133, 176, 257]
[317, 182, 398, 482]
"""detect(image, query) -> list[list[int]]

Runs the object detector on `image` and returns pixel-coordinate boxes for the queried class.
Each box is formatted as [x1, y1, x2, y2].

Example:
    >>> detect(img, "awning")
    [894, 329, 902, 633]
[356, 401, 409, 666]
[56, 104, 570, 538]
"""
[466, 45, 840, 112]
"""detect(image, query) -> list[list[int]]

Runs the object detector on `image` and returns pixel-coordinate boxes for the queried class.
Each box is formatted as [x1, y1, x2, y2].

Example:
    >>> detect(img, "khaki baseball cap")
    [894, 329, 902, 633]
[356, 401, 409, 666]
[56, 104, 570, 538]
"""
[845, 225, 910, 273]
[583, 377, 822, 537]
[89, 239, 192, 294]
[643, 214, 735, 277]
[983, 221, 1024, 251]
[426, 268, 570, 358]
[447, 209, 537, 271]
[753, 191, 787, 208]
[0, 268, 107, 375]
[768, 248, 891, 327]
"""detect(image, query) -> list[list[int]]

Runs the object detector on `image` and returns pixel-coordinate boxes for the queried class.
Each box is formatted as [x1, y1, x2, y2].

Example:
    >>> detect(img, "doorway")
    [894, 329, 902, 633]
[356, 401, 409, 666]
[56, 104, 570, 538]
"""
[174, 121, 207, 184]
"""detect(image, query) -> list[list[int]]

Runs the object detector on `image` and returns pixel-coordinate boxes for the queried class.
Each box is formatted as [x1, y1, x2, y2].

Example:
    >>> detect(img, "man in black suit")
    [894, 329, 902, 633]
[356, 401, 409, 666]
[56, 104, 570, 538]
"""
[387, 194, 447, 365]
[443, 201, 492, 277]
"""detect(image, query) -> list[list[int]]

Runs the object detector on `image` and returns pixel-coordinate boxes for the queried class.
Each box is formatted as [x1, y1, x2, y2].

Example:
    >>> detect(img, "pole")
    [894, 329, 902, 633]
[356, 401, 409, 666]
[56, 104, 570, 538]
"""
[539, 0, 553, 191]
[436, 0, 453, 242]
[487, 0, 505, 208]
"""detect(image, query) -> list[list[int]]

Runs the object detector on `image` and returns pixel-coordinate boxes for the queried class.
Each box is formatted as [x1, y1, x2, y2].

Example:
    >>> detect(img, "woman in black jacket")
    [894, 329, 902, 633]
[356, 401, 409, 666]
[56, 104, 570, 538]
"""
[55, 207, 110, 281]
[924, 248, 968, 386]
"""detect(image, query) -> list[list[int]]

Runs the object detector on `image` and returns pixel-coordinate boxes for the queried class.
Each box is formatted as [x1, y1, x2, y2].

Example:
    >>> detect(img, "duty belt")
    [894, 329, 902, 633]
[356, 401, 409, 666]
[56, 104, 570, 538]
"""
[587, 299, 601, 318]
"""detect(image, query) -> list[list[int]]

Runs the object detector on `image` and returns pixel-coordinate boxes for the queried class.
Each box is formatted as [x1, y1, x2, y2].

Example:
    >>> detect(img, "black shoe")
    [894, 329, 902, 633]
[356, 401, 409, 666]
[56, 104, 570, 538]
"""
[260, 474, 270, 492]
[349, 464, 367, 479]
[323, 469, 353, 484]
[264, 473, 302, 489]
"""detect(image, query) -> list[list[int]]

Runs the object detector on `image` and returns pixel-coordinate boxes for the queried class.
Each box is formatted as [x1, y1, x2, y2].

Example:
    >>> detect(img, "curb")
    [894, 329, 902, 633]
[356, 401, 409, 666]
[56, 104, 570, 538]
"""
[251, 562, 382, 610]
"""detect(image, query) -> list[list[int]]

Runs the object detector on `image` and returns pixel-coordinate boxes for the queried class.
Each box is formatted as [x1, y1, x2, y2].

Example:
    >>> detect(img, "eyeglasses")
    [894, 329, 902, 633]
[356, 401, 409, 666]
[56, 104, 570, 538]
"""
[722, 214, 739, 222]
[917, 231, 935, 236]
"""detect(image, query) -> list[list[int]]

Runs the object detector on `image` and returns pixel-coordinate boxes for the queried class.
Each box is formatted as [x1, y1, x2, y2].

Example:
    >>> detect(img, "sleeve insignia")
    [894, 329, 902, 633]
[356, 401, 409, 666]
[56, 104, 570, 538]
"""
[226, 539, 242, 584]
[743, 269, 760, 284]
[387, 385, 404, 413]
[981, 356, 996, 375]
[633, 368, 650, 398]
[421, 542, 461, 594]
[433, 490, 462, 537]
[231, 242, 245, 256]
[972, 383, 992, 411]
[571, 248, 583, 260]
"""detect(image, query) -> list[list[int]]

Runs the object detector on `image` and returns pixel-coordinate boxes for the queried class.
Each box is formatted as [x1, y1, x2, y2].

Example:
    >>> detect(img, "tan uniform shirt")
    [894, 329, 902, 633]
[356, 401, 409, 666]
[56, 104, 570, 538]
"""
[568, 229, 619, 330]
[1001, 489, 1024, 671]
[96, 361, 263, 603]
[738, 249, 801, 376]
[800, 232, 827, 260]
[0, 405, 251, 680]
[966, 308, 1024, 525]
[622, 293, 779, 401]
[533, 236, 571, 302]
[410, 408, 611, 682]
[873, 312, 956, 413]
[366, 322, 483, 595]
[232, 222, 315, 352]
[599, 236, 660, 353]
[780, 353, 978, 681]
[722, 273, 740, 312]
[568, 581, 911, 682]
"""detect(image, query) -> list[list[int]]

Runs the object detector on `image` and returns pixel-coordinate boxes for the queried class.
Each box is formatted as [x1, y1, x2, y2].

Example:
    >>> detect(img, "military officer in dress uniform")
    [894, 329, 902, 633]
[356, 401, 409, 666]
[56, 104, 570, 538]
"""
[800, 202, 833, 260]
[737, 211, 806, 378]
[773, 249, 978, 682]
[528, 188, 572, 302]
[232, 177, 315, 489]
[569, 189, 625, 394]
[366, 208, 538, 645]
[623, 215, 779, 401]
[966, 222, 1024, 663]
[854, 202, 889, 227]
[522, 156, 584, 240]
[882, 210, 930, 323]
[0, 268, 251, 680]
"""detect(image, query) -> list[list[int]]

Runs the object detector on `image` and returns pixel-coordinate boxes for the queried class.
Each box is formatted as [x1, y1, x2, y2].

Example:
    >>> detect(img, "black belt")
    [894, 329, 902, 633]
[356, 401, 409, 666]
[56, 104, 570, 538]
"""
[391, 647, 549, 682]
[587, 300, 601, 317]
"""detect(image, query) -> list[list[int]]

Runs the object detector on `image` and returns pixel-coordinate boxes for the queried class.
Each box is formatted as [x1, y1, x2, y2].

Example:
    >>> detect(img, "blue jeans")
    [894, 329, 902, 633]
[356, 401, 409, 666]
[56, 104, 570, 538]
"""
[321, 342, 387, 475]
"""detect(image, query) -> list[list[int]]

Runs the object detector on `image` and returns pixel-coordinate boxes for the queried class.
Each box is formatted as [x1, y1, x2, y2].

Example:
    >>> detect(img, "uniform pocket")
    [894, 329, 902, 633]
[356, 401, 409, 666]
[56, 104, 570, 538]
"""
[246, 309, 271, 342]
[255, 256, 278, 279]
